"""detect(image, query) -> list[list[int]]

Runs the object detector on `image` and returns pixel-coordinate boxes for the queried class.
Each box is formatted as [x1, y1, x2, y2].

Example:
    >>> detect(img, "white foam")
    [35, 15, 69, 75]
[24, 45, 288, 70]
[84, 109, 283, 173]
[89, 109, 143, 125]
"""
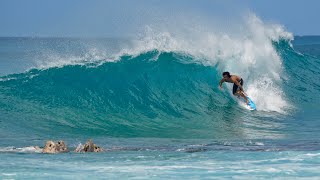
[247, 77, 289, 113]
[0, 146, 42, 153]
[32, 47, 119, 70]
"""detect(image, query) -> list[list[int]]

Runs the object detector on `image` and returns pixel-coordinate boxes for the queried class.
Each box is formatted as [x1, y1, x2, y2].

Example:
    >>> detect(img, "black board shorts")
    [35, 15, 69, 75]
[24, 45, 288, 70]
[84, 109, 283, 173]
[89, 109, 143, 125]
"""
[232, 79, 243, 94]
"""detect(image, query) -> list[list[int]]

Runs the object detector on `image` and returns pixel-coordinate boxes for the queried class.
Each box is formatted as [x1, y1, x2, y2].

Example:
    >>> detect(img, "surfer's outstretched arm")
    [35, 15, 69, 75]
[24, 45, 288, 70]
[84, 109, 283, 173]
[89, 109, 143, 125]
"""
[219, 78, 225, 89]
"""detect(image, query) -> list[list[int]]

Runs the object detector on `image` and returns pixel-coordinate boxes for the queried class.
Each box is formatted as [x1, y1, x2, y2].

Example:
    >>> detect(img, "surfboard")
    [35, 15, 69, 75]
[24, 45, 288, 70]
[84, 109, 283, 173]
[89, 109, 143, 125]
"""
[243, 96, 256, 111]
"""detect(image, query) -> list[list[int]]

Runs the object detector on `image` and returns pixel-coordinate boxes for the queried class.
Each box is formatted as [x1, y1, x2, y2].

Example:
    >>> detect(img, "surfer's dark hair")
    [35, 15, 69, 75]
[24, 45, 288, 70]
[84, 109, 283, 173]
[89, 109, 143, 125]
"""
[222, 72, 231, 78]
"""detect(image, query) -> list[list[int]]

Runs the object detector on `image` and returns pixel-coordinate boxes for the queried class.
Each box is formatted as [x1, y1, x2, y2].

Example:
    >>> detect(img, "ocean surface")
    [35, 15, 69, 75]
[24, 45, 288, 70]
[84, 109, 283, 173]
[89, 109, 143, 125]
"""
[1, 17, 320, 179]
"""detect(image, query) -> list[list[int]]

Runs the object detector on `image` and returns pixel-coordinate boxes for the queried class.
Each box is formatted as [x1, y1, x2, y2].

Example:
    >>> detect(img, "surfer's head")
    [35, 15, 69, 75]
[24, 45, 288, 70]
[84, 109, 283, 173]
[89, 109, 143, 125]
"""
[222, 72, 231, 78]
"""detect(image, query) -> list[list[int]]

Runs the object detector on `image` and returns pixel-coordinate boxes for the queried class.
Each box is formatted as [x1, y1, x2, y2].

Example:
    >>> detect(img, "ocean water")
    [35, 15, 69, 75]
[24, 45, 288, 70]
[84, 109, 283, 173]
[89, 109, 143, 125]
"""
[1, 15, 320, 179]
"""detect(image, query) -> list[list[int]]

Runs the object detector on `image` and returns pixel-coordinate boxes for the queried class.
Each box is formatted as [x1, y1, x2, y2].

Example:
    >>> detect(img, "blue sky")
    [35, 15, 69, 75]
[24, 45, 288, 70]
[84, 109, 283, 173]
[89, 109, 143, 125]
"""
[0, 0, 318, 37]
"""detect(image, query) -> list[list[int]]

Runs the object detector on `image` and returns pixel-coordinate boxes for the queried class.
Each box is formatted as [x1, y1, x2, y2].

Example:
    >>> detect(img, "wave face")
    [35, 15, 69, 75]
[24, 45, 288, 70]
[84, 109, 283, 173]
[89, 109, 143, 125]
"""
[1, 15, 320, 140]
[0, 51, 239, 139]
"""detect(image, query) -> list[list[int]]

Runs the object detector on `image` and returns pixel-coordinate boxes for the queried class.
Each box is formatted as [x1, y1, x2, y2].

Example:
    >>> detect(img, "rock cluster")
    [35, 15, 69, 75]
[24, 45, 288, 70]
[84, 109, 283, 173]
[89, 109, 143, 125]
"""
[40, 139, 103, 153]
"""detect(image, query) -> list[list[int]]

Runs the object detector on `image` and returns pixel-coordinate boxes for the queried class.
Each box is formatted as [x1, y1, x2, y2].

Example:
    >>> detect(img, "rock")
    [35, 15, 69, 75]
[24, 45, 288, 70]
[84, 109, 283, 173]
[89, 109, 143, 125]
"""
[42, 140, 68, 153]
[56, 140, 68, 152]
[74, 140, 103, 153]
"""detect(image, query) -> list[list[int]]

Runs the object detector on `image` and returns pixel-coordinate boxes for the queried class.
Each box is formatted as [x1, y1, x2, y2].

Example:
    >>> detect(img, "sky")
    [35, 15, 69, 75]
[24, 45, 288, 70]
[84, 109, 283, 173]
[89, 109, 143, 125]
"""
[0, 0, 319, 37]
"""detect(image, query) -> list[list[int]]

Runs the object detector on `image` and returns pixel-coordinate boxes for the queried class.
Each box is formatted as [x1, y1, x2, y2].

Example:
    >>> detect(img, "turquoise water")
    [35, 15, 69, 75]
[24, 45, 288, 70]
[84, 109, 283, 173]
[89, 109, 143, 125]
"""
[0, 32, 320, 178]
[1, 141, 320, 179]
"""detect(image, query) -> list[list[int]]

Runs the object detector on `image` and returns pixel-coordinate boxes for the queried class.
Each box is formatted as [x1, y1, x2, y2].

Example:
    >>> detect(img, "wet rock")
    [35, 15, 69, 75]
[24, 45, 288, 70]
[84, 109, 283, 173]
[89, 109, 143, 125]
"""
[42, 140, 68, 153]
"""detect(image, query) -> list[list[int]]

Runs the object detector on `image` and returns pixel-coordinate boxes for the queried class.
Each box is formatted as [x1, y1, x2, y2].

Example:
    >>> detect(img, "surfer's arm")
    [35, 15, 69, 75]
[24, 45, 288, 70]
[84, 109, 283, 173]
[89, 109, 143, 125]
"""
[219, 78, 225, 89]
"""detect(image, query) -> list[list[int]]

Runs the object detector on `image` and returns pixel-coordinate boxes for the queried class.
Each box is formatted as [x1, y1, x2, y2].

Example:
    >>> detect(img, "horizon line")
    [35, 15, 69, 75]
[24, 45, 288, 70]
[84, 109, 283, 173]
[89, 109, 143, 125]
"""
[1, 35, 320, 39]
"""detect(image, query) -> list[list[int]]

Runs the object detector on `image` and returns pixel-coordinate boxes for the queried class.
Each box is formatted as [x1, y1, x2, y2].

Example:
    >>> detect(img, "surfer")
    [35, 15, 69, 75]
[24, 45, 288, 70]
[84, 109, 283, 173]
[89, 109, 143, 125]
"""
[219, 72, 249, 104]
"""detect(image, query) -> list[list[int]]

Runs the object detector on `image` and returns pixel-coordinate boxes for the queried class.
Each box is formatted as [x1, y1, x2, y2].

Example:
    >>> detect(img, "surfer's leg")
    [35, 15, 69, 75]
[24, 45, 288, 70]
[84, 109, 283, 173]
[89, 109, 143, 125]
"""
[237, 79, 248, 104]
[238, 91, 249, 104]
[232, 83, 238, 95]
[233, 84, 242, 99]
[234, 91, 241, 98]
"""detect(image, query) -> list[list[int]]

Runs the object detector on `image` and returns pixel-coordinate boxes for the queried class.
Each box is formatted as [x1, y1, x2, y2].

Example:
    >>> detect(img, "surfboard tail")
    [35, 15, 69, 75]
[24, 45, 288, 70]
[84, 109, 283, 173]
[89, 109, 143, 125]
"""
[246, 96, 257, 110]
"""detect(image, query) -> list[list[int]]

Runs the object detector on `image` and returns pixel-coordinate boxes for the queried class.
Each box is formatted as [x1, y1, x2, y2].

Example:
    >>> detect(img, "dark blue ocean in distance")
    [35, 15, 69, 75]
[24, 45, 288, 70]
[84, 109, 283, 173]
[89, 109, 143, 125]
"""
[0, 33, 320, 179]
